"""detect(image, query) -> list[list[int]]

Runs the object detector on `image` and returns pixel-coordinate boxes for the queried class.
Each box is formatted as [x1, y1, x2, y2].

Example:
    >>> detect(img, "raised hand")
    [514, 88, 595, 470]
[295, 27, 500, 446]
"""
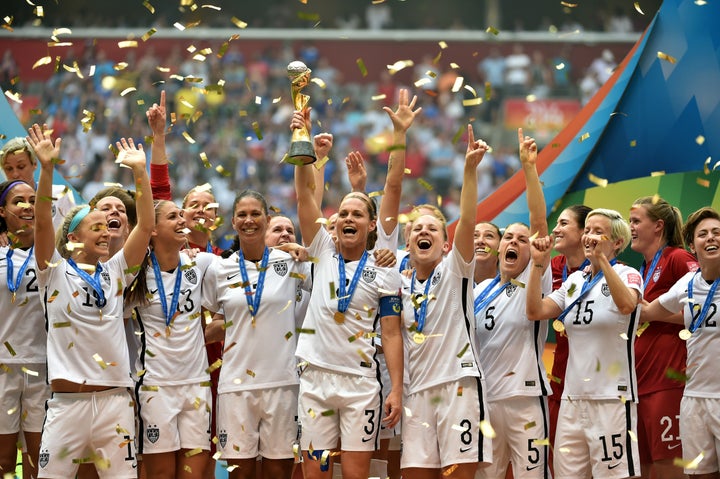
[465, 124, 490, 169]
[313, 133, 333, 161]
[518, 127, 538, 167]
[146, 90, 167, 136]
[115, 138, 146, 172]
[26, 123, 61, 167]
[289, 108, 311, 133]
[345, 151, 367, 192]
[382, 88, 422, 133]
[530, 234, 553, 265]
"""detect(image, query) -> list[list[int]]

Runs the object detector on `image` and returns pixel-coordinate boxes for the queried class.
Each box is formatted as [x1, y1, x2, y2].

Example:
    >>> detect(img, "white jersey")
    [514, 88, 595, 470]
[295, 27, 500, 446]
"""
[375, 222, 399, 252]
[131, 252, 213, 386]
[474, 263, 552, 401]
[51, 184, 76, 232]
[37, 249, 137, 387]
[659, 271, 720, 398]
[548, 263, 643, 401]
[203, 248, 305, 393]
[296, 228, 402, 378]
[401, 247, 481, 395]
[0, 245, 45, 363]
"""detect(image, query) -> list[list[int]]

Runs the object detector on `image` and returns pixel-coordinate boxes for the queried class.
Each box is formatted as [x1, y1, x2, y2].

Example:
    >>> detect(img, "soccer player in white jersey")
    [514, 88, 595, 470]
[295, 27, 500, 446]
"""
[400, 125, 490, 479]
[527, 208, 643, 478]
[30, 124, 154, 479]
[201, 190, 306, 479]
[124, 199, 214, 478]
[0, 180, 49, 479]
[642, 206, 720, 477]
[474, 129, 552, 478]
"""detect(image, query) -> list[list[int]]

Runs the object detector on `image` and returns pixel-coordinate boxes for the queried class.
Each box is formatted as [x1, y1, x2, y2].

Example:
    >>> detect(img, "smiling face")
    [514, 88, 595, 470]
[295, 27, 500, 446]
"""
[335, 196, 376, 253]
[152, 202, 187, 249]
[473, 222, 500, 266]
[0, 182, 35, 239]
[265, 215, 296, 247]
[2, 150, 35, 184]
[95, 196, 129, 243]
[629, 205, 661, 256]
[183, 190, 217, 235]
[553, 208, 584, 255]
[499, 223, 531, 279]
[408, 214, 449, 266]
[68, 210, 110, 262]
[582, 214, 615, 259]
[232, 196, 268, 247]
[690, 217, 720, 265]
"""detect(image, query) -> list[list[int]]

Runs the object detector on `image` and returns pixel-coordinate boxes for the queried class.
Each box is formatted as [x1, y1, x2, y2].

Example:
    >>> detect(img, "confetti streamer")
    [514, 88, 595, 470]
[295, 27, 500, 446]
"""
[588, 173, 608, 187]
[356, 58, 368, 77]
[657, 51, 677, 64]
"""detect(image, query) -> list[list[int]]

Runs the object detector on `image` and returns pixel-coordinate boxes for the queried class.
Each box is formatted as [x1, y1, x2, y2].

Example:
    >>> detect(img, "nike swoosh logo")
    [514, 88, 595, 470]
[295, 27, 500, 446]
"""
[227, 272, 240, 280]
[459, 446, 472, 453]
[526, 465, 540, 471]
[608, 463, 621, 469]
[668, 443, 681, 450]
[361, 437, 373, 443]
[149, 289, 158, 295]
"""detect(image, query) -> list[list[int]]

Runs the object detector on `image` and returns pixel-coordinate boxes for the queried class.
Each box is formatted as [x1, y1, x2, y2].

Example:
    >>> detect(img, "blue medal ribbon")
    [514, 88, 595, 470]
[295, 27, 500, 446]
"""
[150, 252, 183, 327]
[6, 246, 34, 297]
[639, 246, 665, 292]
[473, 274, 508, 316]
[562, 258, 590, 281]
[557, 258, 617, 323]
[205, 241, 213, 253]
[399, 254, 410, 273]
[238, 247, 270, 318]
[411, 268, 435, 333]
[68, 258, 106, 305]
[337, 251, 369, 313]
[687, 270, 720, 333]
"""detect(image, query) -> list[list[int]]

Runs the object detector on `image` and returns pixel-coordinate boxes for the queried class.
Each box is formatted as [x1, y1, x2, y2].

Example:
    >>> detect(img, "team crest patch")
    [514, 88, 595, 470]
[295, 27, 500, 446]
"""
[146, 425, 160, 444]
[39, 449, 49, 468]
[184, 268, 197, 284]
[101, 270, 111, 283]
[601, 284, 611, 297]
[219, 430, 228, 448]
[653, 267, 662, 283]
[361, 268, 377, 284]
[274, 262, 289, 277]
[431, 270, 441, 285]
[506, 284, 517, 297]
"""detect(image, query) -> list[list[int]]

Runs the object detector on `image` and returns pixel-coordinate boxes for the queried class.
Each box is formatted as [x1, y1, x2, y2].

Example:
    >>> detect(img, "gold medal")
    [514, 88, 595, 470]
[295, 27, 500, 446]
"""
[679, 329, 692, 340]
[334, 311, 345, 324]
[413, 332, 426, 344]
[11, 292, 16, 304]
[552, 320, 565, 333]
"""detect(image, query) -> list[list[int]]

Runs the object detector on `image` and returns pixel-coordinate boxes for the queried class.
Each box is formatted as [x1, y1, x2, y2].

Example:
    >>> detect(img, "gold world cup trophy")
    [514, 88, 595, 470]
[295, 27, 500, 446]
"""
[287, 61, 317, 164]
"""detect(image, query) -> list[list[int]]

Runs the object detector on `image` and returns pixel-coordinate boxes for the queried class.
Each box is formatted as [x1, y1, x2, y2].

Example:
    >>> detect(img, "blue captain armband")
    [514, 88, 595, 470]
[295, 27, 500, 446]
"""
[380, 295, 402, 317]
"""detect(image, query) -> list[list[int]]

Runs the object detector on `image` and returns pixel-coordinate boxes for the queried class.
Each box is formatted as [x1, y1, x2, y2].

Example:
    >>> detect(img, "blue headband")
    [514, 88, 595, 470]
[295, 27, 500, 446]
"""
[0, 180, 29, 207]
[68, 205, 92, 234]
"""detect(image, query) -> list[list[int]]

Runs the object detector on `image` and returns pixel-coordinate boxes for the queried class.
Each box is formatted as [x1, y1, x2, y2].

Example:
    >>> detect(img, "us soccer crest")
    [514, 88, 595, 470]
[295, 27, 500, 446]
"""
[39, 449, 50, 468]
[146, 425, 160, 444]
[601, 284, 611, 297]
[431, 270, 441, 286]
[653, 267, 662, 283]
[506, 284, 517, 297]
[101, 270, 111, 283]
[184, 268, 197, 284]
[219, 429, 228, 448]
[274, 262, 288, 276]
[361, 267, 376, 284]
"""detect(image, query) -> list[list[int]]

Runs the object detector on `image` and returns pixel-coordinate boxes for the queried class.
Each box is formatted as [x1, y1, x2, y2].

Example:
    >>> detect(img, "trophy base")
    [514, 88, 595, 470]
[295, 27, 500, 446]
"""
[287, 141, 317, 165]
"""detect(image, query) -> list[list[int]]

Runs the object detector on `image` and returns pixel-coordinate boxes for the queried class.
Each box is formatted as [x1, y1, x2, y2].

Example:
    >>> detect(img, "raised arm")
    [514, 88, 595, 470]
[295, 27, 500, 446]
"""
[642, 297, 683, 324]
[312, 132, 333, 208]
[519, 128, 547, 238]
[27, 123, 61, 270]
[588, 235, 639, 315]
[454, 124, 488, 262]
[527, 235, 563, 320]
[116, 139, 155, 268]
[292, 111, 323, 245]
[146, 90, 172, 201]
[378, 88, 421, 236]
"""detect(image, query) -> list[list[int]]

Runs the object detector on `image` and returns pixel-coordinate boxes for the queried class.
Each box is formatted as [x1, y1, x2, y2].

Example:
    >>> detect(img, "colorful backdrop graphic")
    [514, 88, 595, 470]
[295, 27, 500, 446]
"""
[457, 0, 720, 234]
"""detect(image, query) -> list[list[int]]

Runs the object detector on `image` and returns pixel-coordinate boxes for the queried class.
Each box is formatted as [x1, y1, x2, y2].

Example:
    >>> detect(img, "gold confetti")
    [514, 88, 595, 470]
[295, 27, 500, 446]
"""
[4, 90, 22, 104]
[120, 87, 136, 97]
[118, 40, 138, 49]
[182, 131, 196, 144]
[636, 321, 650, 337]
[578, 132, 590, 142]
[387, 60, 414, 74]
[356, 58, 368, 77]
[588, 173, 608, 187]
[4, 342, 16, 356]
[704, 157, 712, 175]
[480, 420, 496, 438]
[630, 140, 637, 147]
[634, 2, 645, 14]
[674, 452, 704, 469]
[510, 278, 525, 288]
[371, 94, 387, 101]
[32, 56, 52, 69]
[485, 26, 499, 35]
[93, 353, 108, 370]
[251, 121, 263, 140]
[697, 178, 711, 188]
[462, 98, 483, 106]
[560, 1, 578, 6]
[657, 51, 677, 64]
[650, 171, 665, 177]
[696, 135, 705, 145]
[456, 343, 469, 358]
[524, 421, 536, 430]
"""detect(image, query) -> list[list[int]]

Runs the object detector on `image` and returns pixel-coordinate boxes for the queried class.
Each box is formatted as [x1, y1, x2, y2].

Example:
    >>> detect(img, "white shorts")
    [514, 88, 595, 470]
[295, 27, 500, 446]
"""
[554, 398, 640, 479]
[679, 396, 720, 474]
[401, 377, 491, 469]
[298, 366, 381, 451]
[137, 383, 211, 454]
[377, 351, 401, 441]
[477, 396, 550, 479]
[0, 362, 50, 434]
[217, 385, 299, 460]
[38, 388, 137, 479]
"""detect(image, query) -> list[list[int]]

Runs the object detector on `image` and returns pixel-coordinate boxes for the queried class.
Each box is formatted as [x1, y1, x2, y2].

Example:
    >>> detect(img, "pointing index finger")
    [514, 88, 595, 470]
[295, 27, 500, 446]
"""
[467, 124, 475, 147]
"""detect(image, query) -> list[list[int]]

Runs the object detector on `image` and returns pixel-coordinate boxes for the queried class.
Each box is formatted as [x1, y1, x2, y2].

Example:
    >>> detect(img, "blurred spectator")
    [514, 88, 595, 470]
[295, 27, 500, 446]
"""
[365, 2, 392, 30]
[528, 50, 552, 99]
[0, 51, 18, 92]
[551, 46, 573, 96]
[504, 44, 531, 95]
[578, 67, 600, 106]
[606, 6, 634, 33]
[589, 48, 617, 84]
